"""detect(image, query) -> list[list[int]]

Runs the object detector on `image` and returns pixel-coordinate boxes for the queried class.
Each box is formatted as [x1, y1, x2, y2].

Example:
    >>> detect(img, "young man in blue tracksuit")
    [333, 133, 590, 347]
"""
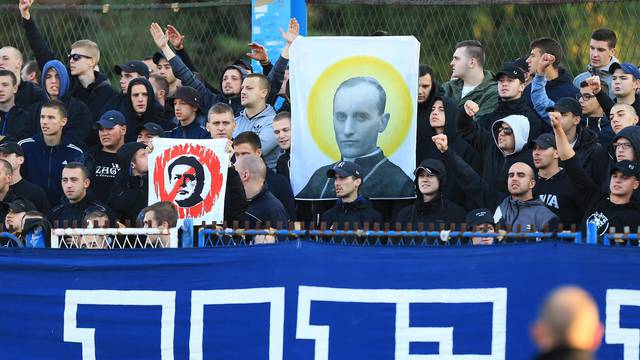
[19, 99, 84, 207]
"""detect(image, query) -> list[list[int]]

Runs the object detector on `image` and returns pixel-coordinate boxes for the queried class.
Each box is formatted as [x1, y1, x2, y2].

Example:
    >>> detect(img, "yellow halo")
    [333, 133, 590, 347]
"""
[307, 55, 413, 160]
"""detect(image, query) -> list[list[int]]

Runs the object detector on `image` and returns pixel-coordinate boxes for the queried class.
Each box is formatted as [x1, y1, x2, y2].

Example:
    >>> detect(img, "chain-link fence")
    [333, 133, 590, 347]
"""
[307, 0, 640, 83]
[1, 1, 638, 88]
[0, 1, 252, 85]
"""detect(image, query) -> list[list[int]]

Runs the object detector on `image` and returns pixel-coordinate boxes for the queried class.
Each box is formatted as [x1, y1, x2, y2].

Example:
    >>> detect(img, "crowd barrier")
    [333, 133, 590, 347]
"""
[0, 241, 639, 358]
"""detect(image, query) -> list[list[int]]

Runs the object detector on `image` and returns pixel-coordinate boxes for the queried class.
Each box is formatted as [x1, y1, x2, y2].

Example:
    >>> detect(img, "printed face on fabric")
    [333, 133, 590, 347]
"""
[153, 143, 224, 218]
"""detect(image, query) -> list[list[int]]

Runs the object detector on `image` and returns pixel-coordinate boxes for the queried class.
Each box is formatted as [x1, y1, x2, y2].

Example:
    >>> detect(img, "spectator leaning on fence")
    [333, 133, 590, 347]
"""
[19, 0, 117, 123]
[0, 69, 32, 141]
[465, 208, 496, 245]
[0, 141, 48, 213]
[48, 162, 113, 227]
[320, 161, 383, 230]
[442, 40, 499, 117]
[84, 110, 127, 203]
[235, 154, 288, 228]
[573, 28, 619, 99]
[19, 99, 84, 208]
[0, 46, 44, 111]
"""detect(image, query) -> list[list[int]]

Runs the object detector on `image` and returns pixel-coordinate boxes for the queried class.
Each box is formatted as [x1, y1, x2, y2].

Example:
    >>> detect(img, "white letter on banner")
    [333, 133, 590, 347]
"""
[606, 289, 640, 359]
[296, 286, 507, 360]
[190, 288, 285, 360]
[63, 290, 176, 360]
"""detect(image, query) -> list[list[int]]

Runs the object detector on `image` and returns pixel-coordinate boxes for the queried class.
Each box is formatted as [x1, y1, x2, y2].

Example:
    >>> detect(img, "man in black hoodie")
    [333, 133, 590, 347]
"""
[111, 77, 171, 142]
[393, 158, 466, 228]
[476, 62, 546, 140]
[524, 37, 579, 108]
[19, 1, 117, 122]
[546, 98, 608, 186]
[107, 142, 149, 224]
[458, 100, 534, 194]
[320, 161, 383, 229]
[551, 111, 640, 235]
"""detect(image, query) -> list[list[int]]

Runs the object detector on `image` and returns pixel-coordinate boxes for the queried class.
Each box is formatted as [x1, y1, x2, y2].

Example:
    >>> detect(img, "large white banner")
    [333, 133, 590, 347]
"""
[290, 36, 419, 200]
[148, 138, 229, 223]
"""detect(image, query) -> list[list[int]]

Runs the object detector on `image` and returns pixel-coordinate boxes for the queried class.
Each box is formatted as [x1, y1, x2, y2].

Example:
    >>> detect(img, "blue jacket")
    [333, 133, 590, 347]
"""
[19, 133, 84, 207]
[164, 115, 210, 139]
[524, 68, 579, 111]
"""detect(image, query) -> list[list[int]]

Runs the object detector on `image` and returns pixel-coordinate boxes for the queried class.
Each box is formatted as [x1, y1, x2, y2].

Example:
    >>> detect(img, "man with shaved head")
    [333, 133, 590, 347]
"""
[532, 286, 603, 359]
[493, 161, 559, 231]
[235, 154, 288, 228]
[0, 46, 44, 109]
[609, 103, 639, 134]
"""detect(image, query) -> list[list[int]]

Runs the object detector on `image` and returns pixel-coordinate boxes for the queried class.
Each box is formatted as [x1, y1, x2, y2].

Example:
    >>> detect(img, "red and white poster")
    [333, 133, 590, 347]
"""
[148, 138, 229, 223]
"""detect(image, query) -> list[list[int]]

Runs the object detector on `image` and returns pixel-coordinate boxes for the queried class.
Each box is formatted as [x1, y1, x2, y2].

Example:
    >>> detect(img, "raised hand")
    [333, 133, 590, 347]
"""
[246, 42, 269, 64]
[150, 22, 169, 50]
[464, 100, 480, 117]
[585, 75, 602, 94]
[280, 18, 300, 44]
[549, 111, 563, 132]
[432, 134, 449, 153]
[19, 0, 33, 20]
[166, 25, 185, 50]
[537, 53, 555, 75]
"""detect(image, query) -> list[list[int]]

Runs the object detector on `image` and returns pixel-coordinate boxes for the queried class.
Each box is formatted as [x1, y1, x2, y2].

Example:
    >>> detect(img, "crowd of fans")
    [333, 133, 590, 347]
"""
[0, 0, 638, 247]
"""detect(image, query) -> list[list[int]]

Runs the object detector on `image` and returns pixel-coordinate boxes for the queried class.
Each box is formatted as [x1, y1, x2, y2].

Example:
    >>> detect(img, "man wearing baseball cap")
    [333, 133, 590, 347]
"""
[531, 133, 582, 227]
[114, 60, 150, 94]
[136, 122, 164, 149]
[590, 62, 640, 118]
[475, 62, 546, 141]
[0, 141, 48, 213]
[393, 159, 466, 228]
[465, 208, 496, 245]
[84, 110, 127, 203]
[546, 98, 608, 186]
[165, 86, 209, 139]
[551, 108, 640, 235]
[320, 161, 382, 229]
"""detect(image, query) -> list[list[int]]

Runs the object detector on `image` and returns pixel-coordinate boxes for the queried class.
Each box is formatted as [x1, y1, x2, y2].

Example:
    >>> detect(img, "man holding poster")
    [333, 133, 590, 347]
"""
[290, 36, 419, 201]
[298, 76, 414, 199]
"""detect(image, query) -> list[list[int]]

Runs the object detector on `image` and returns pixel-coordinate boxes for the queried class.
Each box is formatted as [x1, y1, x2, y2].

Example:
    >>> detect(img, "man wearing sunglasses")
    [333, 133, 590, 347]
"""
[19, 0, 117, 124]
[458, 100, 534, 196]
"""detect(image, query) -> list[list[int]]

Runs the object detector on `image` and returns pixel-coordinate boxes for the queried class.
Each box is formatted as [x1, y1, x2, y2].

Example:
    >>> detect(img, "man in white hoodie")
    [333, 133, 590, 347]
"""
[458, 99, 534, 195]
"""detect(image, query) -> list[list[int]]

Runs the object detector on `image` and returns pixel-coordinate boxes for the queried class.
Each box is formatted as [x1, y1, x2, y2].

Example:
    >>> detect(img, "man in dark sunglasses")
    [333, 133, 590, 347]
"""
[458, 100, 534, 195]
[19, 0, 117, 124]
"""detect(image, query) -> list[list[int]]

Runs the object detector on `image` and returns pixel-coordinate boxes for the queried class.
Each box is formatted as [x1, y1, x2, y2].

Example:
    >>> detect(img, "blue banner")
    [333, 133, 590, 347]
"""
[0, 241, 639, 359]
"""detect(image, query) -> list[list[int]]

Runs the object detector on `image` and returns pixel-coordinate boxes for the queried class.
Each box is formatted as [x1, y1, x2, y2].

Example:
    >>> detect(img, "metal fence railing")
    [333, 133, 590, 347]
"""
[1, 1, 639, 88]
